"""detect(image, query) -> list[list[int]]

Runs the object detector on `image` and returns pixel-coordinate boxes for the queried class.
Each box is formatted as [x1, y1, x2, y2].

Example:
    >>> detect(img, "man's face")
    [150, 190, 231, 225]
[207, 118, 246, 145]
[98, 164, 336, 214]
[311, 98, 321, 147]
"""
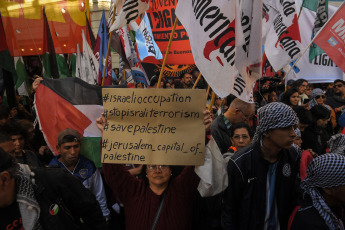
[298, 81, 308, 94]
[333, 82, 345, 94]
[235, 104, 256, 126]
[317, 118, 330, 128]
[11, 135, 25, 154]
[266, 126, 297, 149]
[57, 142, 81, 167]
[298, 123, 309, 132]
[181, 74, 192, 85]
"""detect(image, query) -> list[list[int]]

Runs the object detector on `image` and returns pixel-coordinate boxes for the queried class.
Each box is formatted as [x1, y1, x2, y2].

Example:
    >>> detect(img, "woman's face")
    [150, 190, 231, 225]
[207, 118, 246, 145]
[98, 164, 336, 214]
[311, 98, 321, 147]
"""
[317, 118, 330, 128]
[290, 92, 299, 106]
[231, 128, 251, 150]
[269, 91, 277, 102]
[146, 165, 172, 187]
[315, 95, 325, 105]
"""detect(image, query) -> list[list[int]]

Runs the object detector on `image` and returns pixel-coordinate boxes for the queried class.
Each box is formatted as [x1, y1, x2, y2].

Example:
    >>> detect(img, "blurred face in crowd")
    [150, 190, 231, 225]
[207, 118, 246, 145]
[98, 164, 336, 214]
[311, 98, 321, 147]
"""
[57, 141, 81, 168]
[0, 141, 15, 156]
[235, 104, 256, 126]
[266, 126, 297, 149]
[11, 135, 25, 155]
[290, 92, 299, 106]
[334, 82, 345, 95]
[298, 81, 308, 94]
[181, 74, 192, 85]
[294, 136, 302, 148]
[317, 117, 330, 128]
[315, 94, 326, 105]
[231, 128, 251, 150]
[146, 165, 172, 187]
[305, 85, 313, 96]
[269, 91, 277, 102]
[298, 123, 309, 132]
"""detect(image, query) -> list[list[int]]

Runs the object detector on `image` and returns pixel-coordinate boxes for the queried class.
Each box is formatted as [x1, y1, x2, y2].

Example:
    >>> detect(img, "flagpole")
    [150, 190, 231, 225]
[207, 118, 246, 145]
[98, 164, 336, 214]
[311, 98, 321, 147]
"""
[157, 17, 179, 88]
[284, 1, 345, 80]
[123, 69, 126, 82]
[206, 85, 210, 99]
[208, 92, 216, 112]
[192, 73, 202, 89]
[101, 4, 117, 86]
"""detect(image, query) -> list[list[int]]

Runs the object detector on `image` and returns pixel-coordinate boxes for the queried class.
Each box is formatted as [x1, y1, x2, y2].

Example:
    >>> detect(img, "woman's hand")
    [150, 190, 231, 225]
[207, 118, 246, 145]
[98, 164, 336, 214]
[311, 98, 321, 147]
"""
[96, 113, 107, 135]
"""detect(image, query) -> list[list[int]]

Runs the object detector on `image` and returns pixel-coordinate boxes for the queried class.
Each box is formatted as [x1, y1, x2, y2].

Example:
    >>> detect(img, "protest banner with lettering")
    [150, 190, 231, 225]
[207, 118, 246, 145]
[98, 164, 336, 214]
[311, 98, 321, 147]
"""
[0, 0, 89, 56]
[263, 0, 302, 71]
[313, 2, 345, 73]
[141, 63, 197, 79]
[140, 0, 194, 64]
[102, 88, 205, 165]
[285, 2, 343, 83]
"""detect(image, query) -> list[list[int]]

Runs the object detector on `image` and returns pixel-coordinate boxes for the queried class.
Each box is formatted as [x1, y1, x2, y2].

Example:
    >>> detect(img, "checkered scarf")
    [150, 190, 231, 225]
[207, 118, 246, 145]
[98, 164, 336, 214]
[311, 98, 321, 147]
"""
[295, 128, 301, 137]
[253, 102, 299, 142]
[329, 134, 345, 156]
[301, 154, 345, 230]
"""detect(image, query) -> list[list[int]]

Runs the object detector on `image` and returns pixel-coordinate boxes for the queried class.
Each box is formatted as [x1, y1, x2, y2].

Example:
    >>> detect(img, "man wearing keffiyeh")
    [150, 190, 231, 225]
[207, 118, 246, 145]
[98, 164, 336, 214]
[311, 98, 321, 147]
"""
[290, 154, 345, 230]
[223, 103, 301, 230]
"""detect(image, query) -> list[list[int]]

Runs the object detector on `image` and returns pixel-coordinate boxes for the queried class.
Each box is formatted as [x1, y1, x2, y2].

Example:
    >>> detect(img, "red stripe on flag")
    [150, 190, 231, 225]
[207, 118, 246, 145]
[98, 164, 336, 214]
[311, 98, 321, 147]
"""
[35, 84, 92, 155]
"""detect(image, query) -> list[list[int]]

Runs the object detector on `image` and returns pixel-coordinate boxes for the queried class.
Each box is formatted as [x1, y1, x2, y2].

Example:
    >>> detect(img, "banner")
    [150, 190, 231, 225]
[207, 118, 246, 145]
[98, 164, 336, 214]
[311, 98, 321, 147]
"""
[141, 0, 194, 64]
[81, 30, 98, 85]
[0, 0, 89, 56]
[263, 0, 302, 71]
[102, 88, 205, 165]
[285, 1, 343, 83]
[135, 13, 163, 61]
[313, 2, 345, 73]
[141, 63, 196, 79]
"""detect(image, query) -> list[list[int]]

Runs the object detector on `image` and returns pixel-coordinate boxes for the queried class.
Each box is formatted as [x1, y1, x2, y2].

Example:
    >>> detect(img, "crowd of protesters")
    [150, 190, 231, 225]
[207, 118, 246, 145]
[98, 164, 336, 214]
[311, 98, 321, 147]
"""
[0, 71, 345, 230]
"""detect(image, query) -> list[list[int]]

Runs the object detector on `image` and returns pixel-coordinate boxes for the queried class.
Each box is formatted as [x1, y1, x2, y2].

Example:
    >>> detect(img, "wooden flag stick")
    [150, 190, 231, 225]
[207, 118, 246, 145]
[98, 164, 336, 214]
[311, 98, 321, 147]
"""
[157, 17, 179, 88]
[123, 69, 126, 82]
[192, 73, 202, 89]
[101, 4, 117, 86]
[208, 92, 216, 112]
[206, 85, 210, 99]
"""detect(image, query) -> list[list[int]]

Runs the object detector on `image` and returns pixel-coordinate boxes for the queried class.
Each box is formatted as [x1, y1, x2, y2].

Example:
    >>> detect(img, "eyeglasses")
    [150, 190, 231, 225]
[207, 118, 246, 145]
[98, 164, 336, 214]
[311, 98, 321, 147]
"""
[315, 95, 326, 99]
[147, 165, 169, 171]
[334, 84, 344, 88]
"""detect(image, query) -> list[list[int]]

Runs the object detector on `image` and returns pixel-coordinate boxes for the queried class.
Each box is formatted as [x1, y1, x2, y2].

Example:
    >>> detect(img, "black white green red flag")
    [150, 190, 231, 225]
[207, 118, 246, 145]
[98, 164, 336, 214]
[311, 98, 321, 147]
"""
[34, 77, 124, 167]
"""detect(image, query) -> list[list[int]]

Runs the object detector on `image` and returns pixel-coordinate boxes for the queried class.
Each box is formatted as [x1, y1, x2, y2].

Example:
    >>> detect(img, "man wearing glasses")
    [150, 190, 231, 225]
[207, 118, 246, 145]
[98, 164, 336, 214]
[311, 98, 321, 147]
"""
[325, 79, 345, 117]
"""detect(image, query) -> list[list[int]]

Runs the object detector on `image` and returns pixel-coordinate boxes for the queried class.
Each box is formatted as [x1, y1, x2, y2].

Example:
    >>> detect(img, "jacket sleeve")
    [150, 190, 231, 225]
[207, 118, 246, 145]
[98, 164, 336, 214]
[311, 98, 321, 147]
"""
[52, 169, 106, 229]
[221, 158, 245, 229]
[85, 168, 110, 218]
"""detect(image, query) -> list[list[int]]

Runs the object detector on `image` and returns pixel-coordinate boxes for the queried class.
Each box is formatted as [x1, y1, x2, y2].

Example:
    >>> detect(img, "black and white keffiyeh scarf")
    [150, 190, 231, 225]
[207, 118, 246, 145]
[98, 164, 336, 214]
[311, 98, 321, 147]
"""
[329, 134, 345, 156]
[301, 154, 345, 230]
[253, 102, 299, 142]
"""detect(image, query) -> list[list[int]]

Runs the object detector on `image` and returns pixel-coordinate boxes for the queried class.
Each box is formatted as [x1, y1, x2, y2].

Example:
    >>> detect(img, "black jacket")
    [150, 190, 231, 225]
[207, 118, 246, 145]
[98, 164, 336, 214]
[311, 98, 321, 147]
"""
[222, 142, 300, 230]
[301, 125, 330, 156]
[32, 167, 106, 230]
[210, 115, 232, 154]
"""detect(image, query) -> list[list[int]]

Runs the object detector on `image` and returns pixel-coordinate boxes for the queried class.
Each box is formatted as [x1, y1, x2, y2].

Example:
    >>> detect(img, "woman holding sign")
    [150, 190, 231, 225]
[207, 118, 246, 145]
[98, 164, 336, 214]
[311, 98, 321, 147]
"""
[96, 110, 212, 230]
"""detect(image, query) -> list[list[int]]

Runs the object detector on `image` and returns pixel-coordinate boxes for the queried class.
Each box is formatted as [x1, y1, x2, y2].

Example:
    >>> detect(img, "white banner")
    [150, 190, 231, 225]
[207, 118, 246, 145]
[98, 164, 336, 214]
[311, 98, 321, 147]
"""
[81, 31, 99, 85]
[176, 0, 261, 102]
[109, 0, 149, 32]
[285, 1, 343, 83]
[263, 0, 302, 71]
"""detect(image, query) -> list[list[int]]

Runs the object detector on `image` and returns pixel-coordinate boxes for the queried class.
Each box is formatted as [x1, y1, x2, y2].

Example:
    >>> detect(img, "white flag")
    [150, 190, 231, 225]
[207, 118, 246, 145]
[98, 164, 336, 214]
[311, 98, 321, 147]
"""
[263, 0, 302, 71]
[75, 43, 84, 81]
[109, 0, 149, 32]
[81, 31, 99, 85]
[176, 0, 261, 102]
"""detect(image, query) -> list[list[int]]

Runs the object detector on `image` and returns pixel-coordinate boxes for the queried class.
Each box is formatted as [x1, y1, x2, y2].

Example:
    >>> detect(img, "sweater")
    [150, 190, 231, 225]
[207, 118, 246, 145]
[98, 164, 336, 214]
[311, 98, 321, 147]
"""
[103, 163, 199, 230]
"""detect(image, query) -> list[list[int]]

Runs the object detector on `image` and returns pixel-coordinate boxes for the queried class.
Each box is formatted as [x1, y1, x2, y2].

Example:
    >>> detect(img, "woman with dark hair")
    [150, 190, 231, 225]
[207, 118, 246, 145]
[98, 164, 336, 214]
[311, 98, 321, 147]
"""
[302, 105, 331, 155]
[96, 111, 213, 230]
[229, 123, 252, 152]
[281, 88, 299, 108]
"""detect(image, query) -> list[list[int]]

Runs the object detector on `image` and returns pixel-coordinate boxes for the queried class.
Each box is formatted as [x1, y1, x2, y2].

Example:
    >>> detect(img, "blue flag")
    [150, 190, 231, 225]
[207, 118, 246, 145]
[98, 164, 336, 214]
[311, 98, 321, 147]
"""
[135, 13, 163, 61]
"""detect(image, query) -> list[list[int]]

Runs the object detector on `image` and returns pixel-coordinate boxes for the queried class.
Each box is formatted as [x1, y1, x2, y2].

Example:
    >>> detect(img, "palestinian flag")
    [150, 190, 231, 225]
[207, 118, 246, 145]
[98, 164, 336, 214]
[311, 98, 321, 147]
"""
[34, 77, 124, 167]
